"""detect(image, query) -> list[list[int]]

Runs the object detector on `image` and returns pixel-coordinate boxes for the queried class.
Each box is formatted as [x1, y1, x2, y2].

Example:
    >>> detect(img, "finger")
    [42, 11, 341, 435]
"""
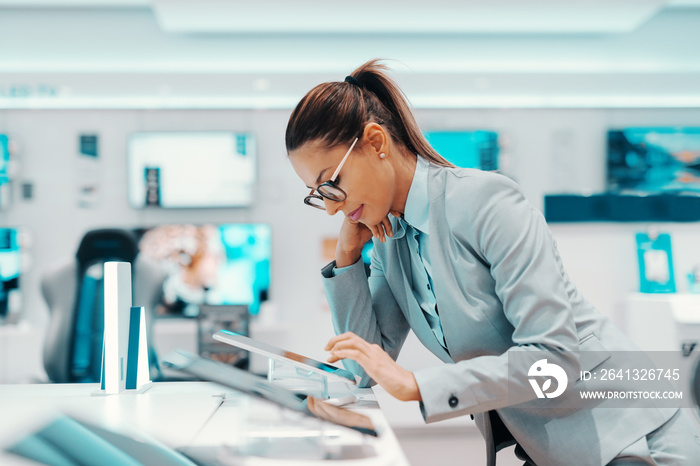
[325, 332, 358, 349]
[327, 340, 376, 364]
[327, 353, 343, 364]
[378, 222, 386, 242]
[330, 339, 374, 354]
[327, 344, 364, 362]
[382, 216, 394, 237]
[324, 332, 358, 351]
[375, 224, 384, 242]
[327, 334, 375, 354]
[329, 348, 367, 365]
[326, 339, 367, 357]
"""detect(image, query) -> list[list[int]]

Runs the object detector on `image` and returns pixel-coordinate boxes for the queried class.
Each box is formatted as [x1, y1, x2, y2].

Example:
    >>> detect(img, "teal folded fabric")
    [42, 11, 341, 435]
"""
[7, 433, 74, 466]
[8, 416, 139, 466]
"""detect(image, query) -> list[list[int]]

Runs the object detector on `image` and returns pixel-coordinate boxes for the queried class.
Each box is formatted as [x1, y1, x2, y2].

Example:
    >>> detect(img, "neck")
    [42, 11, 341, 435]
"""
[389, 146, 418, 218]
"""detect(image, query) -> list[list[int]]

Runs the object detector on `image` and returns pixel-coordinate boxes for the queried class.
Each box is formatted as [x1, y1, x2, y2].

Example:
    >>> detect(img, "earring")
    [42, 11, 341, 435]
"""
[380, 152, 387, 159]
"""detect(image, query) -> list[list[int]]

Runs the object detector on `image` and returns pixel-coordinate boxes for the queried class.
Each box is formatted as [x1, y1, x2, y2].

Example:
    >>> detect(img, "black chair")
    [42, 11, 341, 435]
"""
[41, 229, 165, 383]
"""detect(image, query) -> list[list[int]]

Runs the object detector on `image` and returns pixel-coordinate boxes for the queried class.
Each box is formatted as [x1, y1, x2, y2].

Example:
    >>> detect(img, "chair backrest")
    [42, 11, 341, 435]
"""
[41, 229, 164, 383]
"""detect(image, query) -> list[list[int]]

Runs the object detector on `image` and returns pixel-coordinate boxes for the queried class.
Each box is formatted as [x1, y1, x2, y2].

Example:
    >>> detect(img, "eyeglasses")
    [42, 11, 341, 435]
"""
[304, 137, 358, 210]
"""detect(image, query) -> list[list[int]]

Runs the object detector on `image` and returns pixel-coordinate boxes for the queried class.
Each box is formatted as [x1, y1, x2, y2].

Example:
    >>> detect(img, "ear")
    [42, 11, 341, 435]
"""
[363, 122, 388, 158]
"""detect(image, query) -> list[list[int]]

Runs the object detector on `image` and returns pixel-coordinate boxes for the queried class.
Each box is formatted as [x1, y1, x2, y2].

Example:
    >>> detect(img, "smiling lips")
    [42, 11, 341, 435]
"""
[349, 205, 364, 221]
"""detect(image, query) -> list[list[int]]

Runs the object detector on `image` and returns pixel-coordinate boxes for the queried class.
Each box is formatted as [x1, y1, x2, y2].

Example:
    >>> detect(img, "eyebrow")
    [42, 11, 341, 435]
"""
[306, 167, 332, 189]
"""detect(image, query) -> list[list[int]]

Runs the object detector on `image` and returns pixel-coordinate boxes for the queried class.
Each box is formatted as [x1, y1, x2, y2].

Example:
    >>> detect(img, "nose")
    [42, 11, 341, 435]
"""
[323, 197, 343, 216]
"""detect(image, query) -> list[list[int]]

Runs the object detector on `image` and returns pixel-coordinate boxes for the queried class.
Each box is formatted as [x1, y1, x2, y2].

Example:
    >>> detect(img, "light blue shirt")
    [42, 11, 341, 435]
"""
[334, 156, 446, 349]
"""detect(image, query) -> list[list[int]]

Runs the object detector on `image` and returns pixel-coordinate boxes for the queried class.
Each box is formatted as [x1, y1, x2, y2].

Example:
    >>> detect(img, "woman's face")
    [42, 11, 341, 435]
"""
[289, 137, 395, 227]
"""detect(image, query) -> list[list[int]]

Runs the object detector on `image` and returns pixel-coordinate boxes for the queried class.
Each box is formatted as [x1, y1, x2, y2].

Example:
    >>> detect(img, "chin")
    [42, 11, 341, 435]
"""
[362, 214, 384, 228]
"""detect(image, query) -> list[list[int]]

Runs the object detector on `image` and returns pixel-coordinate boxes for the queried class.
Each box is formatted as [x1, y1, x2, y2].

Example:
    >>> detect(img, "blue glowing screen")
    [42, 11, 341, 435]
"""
[424, 131, 499, 170]
[0, 228, 20, 319]
[136, 224, 270, 316]
[608, 128, 700, 193]
[0, 135, 9, 188]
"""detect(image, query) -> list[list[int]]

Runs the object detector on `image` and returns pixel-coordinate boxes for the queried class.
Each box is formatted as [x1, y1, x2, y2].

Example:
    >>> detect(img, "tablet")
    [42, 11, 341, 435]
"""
[161, 350, 378, 437]
[212, 330, 358, 385]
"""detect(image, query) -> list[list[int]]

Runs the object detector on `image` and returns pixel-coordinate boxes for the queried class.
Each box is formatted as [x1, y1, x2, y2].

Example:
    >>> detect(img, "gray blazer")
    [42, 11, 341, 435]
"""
[322, 163, 677, 466]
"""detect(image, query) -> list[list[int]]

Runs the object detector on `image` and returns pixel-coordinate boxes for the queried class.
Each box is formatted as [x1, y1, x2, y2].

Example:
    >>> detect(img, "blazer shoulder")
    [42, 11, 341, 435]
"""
[429, 166, 534, 256]
[430, 165, 522, 206]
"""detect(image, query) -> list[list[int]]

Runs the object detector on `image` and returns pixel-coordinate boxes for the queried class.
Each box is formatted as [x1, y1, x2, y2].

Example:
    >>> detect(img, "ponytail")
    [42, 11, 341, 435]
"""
[285, 59, 454, 168]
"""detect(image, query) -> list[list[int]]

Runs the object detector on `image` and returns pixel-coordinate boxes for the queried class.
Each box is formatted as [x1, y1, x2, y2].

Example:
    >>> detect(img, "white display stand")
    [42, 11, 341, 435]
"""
[99, 261, 151, 395]
[624, 293, 700, 431]
[266, 358, 331, 399]
[624, 293, 700, 352]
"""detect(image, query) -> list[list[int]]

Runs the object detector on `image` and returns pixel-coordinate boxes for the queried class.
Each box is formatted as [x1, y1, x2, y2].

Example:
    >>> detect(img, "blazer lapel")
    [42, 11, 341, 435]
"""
[425, 163, 469, 358]
[390, 216, 452, 363]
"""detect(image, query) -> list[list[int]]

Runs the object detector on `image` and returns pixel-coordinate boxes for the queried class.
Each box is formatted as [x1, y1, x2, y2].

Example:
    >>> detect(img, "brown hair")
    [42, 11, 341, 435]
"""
[285, 59, 454, 168]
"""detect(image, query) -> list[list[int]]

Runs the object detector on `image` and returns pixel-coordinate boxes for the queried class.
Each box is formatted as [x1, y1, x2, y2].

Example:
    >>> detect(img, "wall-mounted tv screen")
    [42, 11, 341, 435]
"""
[0, 135, 10, 209]
[135, 223, 270, 317]
[0, 228, 21, 321]
[0, 135, 9, 188]
[424, 130, 499, 170]
[607, 128, 700, 193]
[127, 132, 256, 208]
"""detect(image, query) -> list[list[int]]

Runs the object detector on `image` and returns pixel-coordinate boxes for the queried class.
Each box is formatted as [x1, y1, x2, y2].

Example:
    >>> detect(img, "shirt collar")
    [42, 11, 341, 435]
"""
[402, 156, 430, 235]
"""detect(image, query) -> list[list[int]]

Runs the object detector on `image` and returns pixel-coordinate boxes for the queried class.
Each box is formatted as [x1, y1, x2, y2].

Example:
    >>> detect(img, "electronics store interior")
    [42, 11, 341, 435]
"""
[1, 2, 700, 465]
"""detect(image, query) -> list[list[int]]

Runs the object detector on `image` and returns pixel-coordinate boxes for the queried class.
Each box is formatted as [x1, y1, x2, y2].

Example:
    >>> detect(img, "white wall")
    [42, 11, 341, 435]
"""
[0, 108, 341, 381]
[2, 106, 700, 383]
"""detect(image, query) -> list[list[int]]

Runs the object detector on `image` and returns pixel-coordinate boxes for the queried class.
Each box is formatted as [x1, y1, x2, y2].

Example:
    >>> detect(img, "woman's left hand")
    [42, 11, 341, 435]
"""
[325, 332, 422, 402]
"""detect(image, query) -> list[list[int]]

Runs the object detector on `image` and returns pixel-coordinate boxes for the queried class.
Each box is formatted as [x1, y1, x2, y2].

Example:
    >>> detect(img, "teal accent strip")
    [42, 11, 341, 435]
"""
[100, 342, 105, 390]
[125, 307, 142, 389]
[72, 275, 98, 381]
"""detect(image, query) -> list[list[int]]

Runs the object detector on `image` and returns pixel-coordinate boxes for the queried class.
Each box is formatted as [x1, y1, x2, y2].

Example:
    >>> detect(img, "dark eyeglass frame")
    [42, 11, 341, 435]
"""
[303, 137, 359, 210]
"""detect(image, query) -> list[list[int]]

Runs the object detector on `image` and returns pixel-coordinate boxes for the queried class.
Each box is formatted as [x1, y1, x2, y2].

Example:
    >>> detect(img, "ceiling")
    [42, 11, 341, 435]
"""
[1, 0, 699, 108]
[0, 0, 698, 34]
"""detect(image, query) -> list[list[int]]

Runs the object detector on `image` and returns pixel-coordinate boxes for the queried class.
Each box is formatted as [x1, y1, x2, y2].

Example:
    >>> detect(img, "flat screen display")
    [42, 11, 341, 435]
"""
[135, 223, 270, 317]
[607, 128, 700, 193]
[424, 130, 499, 170]
[0, 228, 20, 321]
[198, 304, 250, 369]
[127, 132, 256, 208]
[0, 135, 9, 188]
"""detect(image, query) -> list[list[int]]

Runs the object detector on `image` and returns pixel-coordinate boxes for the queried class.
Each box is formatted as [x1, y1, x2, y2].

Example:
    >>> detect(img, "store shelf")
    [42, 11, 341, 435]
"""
[544, 192, 700, 223]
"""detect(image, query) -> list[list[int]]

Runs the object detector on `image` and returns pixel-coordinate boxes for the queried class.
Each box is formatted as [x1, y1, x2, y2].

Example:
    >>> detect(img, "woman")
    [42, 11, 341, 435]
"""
[286, 59, 699, 465]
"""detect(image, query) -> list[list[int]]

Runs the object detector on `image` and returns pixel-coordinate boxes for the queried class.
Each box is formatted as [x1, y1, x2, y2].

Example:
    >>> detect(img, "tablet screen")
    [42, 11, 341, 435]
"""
[213, 330, 357, 385]
[161, 351, 377, 437]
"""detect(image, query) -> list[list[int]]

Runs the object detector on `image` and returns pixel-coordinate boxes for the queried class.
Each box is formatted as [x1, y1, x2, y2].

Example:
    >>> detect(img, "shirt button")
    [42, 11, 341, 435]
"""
[427, 283, 431, 290]
[448, 395, 459, 408]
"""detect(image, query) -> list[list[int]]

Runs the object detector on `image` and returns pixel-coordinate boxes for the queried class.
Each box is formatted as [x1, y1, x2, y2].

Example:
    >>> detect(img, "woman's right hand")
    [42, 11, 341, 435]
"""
[335, 215, 393, 268]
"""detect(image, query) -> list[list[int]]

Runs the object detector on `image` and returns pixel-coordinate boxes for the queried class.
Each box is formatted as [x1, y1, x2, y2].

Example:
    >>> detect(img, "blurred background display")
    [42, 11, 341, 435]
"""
[0, 135, 9, 189]
[607, 127, 700, 193]
[197, 304, 250, 369]
[424, 130, 499, 171]
[0, 228, 20, 322]
[0, 134, 10, 209]
[135, 224, 271, 317]
[127, 132, 256, 208]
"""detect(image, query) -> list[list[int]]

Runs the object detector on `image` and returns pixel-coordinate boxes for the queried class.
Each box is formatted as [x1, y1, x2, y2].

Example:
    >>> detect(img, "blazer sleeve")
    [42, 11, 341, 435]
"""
[322, 240, 411, 387]
[413, 173, 582, 423]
